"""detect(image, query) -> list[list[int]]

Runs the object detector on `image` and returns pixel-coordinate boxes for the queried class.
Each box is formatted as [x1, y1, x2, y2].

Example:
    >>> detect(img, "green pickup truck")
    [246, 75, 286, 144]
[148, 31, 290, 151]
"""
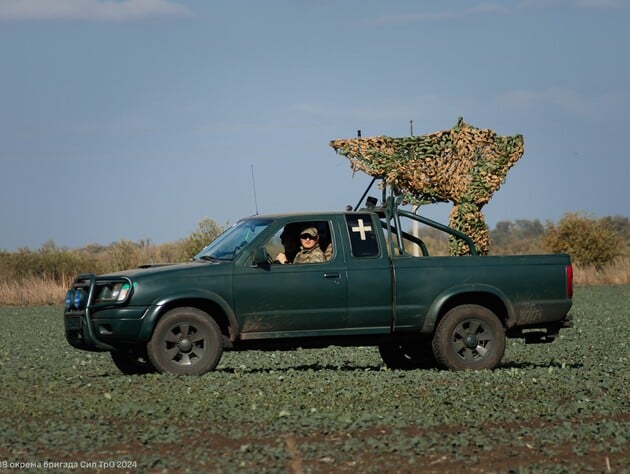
[64, 190, 573, 375]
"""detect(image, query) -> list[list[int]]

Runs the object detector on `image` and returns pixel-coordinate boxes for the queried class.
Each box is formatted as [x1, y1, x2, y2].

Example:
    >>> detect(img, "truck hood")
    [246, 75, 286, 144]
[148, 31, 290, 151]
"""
[100, 260, 227, 279]
[97, 260, 234, 307]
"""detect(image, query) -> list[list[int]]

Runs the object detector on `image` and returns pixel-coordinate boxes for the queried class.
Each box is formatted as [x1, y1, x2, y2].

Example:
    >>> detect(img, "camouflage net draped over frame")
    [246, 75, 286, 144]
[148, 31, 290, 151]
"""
[330, 118, 524, 255]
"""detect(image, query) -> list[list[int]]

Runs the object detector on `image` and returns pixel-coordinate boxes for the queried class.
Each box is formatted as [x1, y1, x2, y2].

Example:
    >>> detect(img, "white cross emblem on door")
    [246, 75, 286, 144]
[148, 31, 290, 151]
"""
[351, 218, 372, 240]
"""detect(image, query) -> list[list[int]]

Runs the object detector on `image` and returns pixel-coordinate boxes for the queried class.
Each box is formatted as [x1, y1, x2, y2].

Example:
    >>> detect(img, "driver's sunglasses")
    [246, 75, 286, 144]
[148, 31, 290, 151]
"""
[300, 234, 316, 240]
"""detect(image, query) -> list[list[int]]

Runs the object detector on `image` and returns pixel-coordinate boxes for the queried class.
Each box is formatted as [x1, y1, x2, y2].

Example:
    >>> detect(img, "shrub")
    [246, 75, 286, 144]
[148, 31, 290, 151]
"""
[543, 213, 620, 268]
[490, 219, 545, 255]
[0, 247, 103, 284]
[181, 218, 225, 259]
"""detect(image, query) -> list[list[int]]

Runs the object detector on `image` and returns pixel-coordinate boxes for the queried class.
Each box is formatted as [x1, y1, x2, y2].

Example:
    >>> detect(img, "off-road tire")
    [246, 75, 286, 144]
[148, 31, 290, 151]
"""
[147, 307, 223, 375]
[432, 304, 505, 371]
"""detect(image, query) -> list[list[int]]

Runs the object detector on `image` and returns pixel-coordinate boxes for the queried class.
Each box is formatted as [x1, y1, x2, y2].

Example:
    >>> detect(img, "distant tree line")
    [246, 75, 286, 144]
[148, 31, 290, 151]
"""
[490, 213, 628, 268]
[1, 214, 628, 286]
[421, 213, 628, 267]
[0, 218, 224, 286]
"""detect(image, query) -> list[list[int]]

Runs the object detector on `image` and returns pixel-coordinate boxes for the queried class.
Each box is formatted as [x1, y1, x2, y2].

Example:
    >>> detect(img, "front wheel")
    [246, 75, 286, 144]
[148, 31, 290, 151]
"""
[147, 307, 223, 375]
[432, 305, 505, 371]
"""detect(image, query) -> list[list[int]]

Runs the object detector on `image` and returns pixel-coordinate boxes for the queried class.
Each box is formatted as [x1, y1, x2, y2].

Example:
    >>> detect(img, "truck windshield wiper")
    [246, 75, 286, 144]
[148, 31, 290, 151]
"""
[198, 255, 218, 262]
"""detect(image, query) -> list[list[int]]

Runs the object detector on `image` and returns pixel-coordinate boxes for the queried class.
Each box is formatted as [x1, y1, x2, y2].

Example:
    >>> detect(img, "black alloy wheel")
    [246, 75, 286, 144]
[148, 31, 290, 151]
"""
[432, 304, 505, 371]
[147, 307, 223, 375]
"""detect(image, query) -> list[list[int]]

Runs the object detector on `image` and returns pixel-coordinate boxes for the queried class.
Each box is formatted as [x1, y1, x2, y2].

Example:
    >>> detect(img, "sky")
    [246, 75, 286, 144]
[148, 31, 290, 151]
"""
[1, 0, 628, 251]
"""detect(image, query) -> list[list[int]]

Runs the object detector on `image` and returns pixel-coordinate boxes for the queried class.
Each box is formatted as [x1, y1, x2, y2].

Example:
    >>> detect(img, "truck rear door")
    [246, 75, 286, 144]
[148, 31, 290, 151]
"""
[343, 213, 393, 333]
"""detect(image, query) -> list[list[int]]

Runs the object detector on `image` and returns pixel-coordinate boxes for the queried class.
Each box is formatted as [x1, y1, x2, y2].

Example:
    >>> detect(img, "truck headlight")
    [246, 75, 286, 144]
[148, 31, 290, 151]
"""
[97, 282, 131, 302]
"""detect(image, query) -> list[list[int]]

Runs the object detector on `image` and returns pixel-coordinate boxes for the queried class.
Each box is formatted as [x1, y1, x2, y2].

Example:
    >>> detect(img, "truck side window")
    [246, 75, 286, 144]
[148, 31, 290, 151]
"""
[268, 220, 333, 264]
[346, 215, 379, 258]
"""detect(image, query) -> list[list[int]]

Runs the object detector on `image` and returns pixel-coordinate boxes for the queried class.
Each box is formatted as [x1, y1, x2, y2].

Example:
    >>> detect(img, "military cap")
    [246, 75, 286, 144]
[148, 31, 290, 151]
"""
[301, 227, 318, 237]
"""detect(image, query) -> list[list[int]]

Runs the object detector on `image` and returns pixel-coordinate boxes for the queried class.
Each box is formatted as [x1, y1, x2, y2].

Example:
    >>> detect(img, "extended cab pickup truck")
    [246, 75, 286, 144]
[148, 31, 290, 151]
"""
[64, 191, 573, 375]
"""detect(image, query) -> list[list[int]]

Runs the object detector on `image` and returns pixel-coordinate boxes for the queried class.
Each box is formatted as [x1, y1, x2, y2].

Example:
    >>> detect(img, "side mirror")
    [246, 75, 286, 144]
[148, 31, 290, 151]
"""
[252, 247, 269, 266]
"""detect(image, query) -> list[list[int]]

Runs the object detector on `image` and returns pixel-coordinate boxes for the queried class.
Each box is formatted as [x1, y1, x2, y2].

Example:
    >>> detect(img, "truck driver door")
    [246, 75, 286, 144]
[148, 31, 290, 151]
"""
[232, 220, 348, 338]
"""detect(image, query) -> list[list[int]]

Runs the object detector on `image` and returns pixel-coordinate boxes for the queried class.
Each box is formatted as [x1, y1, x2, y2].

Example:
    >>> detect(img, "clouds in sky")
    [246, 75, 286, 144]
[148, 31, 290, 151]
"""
[1, 0, 623, 24]
[519, 0, 625, 9]
[364, 4, 508, 26]
[498, 88, 630, 121]
[0, 0, 190, 22]
[365, 0, 625, 26]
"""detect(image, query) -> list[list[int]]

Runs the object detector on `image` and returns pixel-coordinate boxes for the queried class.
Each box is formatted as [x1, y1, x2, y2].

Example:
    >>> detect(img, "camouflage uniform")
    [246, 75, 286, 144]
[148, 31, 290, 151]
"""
[293, 245, 325, 264]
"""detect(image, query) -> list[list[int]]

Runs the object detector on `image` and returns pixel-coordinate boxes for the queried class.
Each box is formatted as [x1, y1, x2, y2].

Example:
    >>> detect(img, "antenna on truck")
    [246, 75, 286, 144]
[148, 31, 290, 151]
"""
[250, 164, 259, 215]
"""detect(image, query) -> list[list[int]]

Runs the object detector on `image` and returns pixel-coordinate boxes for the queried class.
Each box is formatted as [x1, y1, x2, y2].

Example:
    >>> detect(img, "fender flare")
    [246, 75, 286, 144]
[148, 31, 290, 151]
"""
[420, 284, 516, 333]
[138, 290, 239, 342]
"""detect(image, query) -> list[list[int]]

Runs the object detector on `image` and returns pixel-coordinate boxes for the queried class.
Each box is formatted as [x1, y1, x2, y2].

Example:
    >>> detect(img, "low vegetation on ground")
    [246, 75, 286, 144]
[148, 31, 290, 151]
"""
[0, 285, 628, 472]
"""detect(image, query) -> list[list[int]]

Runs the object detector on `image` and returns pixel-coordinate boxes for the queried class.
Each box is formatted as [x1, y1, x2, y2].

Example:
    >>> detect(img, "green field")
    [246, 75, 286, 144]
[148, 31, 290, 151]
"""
[1, 286, 628, 473]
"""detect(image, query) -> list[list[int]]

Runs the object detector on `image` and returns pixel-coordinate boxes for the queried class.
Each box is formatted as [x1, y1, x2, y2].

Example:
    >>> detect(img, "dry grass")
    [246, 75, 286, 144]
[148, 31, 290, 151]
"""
[0, 277, 68, 306]
[573, 256, 630, 286]
[1, 258, 628, 306]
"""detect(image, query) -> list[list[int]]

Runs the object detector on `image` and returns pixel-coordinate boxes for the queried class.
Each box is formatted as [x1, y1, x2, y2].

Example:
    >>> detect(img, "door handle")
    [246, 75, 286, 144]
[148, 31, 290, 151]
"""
[323, 273, 340, 279]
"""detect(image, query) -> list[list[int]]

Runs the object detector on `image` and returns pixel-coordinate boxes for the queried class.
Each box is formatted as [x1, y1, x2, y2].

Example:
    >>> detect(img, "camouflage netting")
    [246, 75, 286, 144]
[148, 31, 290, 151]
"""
[330, 117, 524, 255]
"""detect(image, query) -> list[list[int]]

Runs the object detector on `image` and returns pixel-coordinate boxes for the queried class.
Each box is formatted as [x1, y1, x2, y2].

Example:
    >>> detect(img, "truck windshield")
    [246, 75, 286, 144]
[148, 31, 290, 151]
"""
[194, 218, 273, 261]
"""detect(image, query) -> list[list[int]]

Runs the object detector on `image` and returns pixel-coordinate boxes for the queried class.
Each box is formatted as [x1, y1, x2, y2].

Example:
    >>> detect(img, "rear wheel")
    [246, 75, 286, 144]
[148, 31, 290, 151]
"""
[147, 307, 223, 375]
[379, 337, 436, 369]
[432, 304, 505, 371]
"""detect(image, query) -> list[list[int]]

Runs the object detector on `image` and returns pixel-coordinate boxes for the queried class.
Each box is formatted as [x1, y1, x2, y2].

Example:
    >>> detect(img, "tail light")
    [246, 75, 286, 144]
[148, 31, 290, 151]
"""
[566, 264, 573, 299]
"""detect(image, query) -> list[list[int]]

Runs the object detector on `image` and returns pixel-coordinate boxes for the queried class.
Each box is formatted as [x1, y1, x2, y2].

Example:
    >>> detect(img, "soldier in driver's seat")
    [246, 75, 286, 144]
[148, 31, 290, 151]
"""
[276, 227, 325, 264]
